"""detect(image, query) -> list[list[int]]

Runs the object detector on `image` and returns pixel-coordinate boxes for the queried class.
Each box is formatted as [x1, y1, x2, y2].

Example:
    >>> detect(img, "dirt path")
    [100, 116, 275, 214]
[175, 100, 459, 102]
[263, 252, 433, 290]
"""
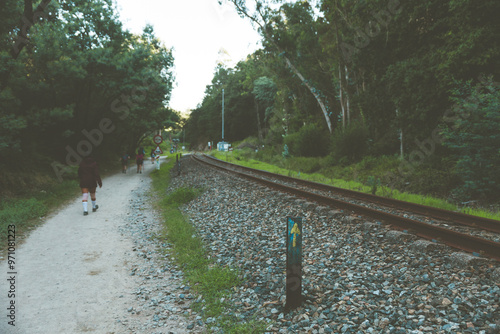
[1, 158, 201, 334]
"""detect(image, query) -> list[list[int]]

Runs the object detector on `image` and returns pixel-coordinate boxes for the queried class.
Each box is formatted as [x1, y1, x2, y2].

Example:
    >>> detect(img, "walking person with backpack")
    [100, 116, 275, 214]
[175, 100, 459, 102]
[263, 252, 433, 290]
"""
[120, 152, 130, 173]
[150, 148, 155, 164]
[78, 156, 102, 216]
[136, 149, 144, 174]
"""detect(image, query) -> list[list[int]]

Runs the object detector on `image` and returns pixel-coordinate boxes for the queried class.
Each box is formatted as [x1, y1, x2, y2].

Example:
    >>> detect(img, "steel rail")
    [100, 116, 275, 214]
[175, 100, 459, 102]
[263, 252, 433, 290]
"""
[201, 154, 500, 233]
[192, 154, 500, 261]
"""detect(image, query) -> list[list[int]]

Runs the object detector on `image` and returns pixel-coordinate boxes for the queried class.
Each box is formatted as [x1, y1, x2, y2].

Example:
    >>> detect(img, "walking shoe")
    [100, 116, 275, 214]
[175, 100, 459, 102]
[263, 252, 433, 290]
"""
[84, 211, 88, 216]
[93, 205, 99, 212]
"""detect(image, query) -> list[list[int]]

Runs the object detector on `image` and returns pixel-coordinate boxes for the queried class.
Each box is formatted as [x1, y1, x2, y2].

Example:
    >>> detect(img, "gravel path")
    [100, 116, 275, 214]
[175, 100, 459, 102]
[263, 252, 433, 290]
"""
[0, 158, 204, 334]
[173, 156, 500, 334]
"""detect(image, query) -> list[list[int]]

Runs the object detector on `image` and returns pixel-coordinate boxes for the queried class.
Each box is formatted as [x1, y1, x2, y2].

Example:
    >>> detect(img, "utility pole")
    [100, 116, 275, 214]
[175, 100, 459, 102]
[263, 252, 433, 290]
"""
[222, 88, 225, 141]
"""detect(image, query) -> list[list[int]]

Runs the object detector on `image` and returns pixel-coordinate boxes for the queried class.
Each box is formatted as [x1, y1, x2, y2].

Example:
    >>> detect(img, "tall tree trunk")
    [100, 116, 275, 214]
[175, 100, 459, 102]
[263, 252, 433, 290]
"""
[334, 12, 349, 131]
[345, 65, 351, 125]
[400, 127, 404, 159]
[396, 109, 404, 159]
[255, 98, 263, 141]
[339, 64, 346, 129]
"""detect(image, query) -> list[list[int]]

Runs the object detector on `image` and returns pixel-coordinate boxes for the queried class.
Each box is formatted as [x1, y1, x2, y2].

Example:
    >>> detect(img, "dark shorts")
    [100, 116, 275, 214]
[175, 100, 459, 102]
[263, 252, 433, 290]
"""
[81, 187, 97, 193]
[137, 160, 143, 165]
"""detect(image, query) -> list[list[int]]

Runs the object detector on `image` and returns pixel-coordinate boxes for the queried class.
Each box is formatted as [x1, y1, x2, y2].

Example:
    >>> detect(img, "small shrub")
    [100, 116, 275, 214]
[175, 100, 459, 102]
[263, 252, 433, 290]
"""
[284, 124, 329, 157]
[405, 166, 459, 197]
[372, 131, 400, 156]
[366, 176, 381, 195]
[164, 187, 200, 205]
[331, 121, 369, 163]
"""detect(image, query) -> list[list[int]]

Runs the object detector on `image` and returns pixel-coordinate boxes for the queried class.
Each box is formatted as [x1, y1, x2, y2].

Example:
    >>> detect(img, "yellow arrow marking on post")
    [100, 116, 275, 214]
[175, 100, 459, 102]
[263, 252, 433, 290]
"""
[290, 223, 301, 247]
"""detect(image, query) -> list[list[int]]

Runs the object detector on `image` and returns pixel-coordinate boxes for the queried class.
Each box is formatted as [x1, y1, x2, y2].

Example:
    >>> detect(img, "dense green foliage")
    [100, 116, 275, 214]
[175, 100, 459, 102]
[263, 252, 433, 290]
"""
[186, 0, 500, 203]
[0, 0, 177, 183]
[284, 123, 329, 157]
[1, 0, 498, 204]
[442, 76, 500, 200]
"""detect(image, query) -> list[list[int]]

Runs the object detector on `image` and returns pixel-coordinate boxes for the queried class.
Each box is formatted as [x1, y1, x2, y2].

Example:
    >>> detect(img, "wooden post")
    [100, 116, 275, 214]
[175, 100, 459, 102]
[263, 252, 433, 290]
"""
[286, 216, 302, 311]
[176, 154, 180, 176]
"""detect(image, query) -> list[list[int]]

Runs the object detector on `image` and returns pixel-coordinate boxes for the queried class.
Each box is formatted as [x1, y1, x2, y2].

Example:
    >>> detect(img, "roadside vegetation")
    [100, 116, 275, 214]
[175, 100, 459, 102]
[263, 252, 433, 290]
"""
[183, 1, 499, 214]
[150, 155, 267, 333]
[0, 180, 77, 253]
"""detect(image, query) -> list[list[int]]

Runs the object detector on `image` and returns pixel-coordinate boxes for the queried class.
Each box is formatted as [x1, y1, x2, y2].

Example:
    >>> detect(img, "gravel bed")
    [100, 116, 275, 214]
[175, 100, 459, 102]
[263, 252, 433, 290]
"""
[201, 156, 500, 243]
[171, 157, 499, 334]
[114, 180, 205, 333]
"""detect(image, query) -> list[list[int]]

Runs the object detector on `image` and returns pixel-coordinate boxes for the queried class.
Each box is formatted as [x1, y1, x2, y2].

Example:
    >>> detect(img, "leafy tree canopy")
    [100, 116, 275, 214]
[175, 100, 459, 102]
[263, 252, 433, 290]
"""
[0, 0, 177, 178]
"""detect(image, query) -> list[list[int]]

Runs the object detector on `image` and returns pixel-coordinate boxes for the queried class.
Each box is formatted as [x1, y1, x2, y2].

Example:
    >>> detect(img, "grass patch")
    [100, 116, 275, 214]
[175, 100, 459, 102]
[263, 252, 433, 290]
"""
[0, 179, 80, 253]
[461, 208, 500, 220]
[0, 199, 47, 237]
[150, 155, 267, 333]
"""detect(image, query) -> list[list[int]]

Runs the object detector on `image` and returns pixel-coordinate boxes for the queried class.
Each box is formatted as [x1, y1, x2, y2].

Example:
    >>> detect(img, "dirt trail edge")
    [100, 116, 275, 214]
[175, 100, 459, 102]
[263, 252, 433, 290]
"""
[1, 158, 203, 334]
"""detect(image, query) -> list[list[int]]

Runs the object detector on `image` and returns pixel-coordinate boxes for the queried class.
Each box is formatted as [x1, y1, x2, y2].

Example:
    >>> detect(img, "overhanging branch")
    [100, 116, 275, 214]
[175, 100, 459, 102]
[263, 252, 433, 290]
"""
[12, 0, 52, 59]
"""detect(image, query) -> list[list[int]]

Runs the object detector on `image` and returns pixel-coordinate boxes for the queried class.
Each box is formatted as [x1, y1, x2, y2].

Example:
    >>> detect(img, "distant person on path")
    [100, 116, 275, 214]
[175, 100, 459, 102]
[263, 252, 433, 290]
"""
[136, 149, 144, 174]
[150, 148, 155, 164]
[78, 156, 102, 216]
[120, 152, 130, 173]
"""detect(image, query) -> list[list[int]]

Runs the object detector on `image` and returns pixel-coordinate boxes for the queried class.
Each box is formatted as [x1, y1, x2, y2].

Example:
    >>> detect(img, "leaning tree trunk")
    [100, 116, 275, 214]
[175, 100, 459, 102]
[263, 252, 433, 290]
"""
[228, 0, 332, 133]
[283, 56, 332, 133]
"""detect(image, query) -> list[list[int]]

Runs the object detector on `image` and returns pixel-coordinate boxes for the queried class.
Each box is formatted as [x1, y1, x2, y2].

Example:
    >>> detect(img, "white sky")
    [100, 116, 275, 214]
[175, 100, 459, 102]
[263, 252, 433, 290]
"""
[114, 0, 262, 113]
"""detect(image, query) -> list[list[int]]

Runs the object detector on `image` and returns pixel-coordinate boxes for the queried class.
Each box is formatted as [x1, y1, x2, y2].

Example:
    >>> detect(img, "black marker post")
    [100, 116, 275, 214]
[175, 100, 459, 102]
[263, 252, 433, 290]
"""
[286, 216, 303, 311]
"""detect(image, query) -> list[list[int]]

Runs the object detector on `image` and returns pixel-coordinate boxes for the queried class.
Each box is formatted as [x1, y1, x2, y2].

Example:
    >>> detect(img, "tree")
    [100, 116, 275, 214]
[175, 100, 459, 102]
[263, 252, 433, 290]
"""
[441, 76, 500, 201]
[225, 0, 334, 133]
[11, 0, 54, 59]
[320, 0, 500, 155]
[188, 0, 500, 171]
[252, 76, 277, 141]
[0, 0, 177, 173]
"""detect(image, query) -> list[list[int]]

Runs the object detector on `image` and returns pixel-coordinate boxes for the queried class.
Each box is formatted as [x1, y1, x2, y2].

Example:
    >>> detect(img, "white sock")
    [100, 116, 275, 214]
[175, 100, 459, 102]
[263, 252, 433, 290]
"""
[92, 201, 97, 209]
[83, 202, 88, 212]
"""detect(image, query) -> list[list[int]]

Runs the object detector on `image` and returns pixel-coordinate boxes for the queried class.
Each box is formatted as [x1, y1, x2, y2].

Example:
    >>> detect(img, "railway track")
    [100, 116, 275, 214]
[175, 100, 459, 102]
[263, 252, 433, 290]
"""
[191, 153, 500, 261]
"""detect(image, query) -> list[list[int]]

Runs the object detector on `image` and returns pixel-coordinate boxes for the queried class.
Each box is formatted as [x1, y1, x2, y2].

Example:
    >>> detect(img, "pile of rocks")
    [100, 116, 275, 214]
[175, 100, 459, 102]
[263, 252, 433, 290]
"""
[171, 157, 499, 334]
